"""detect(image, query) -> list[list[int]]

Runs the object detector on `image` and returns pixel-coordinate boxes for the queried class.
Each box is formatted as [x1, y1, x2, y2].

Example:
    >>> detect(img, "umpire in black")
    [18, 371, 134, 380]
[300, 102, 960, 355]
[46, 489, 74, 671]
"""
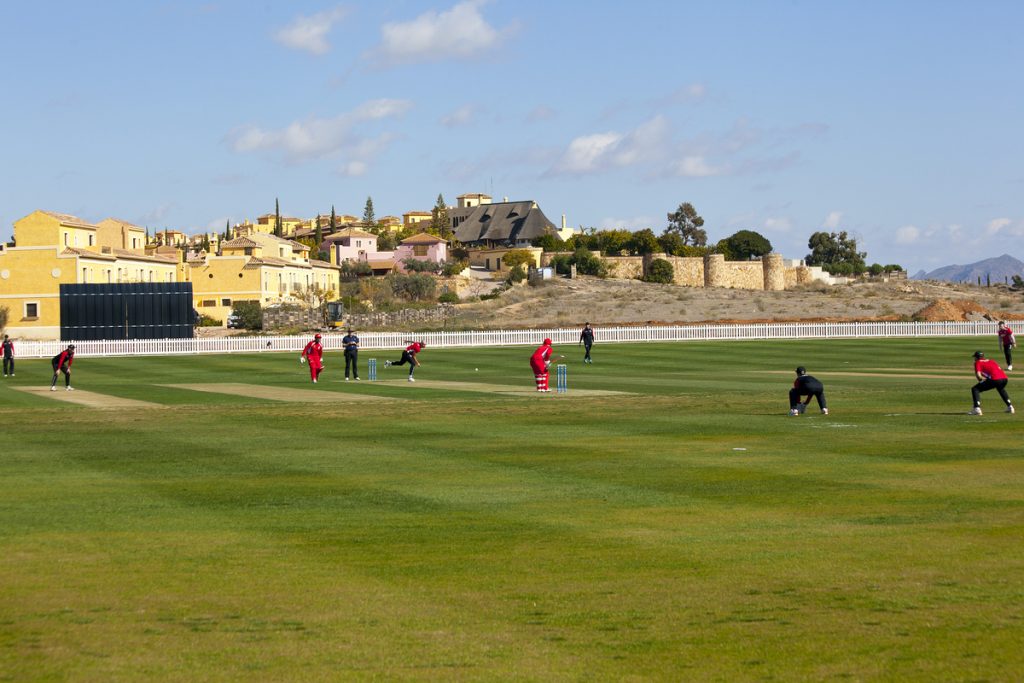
[789, 366, 828, 415]
[342, 328, 360, 380]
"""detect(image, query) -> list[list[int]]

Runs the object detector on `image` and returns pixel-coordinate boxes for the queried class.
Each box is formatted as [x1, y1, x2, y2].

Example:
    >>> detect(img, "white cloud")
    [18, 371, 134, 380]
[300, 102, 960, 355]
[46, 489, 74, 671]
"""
[440, 105, 479, 127]
[273, 6, 350, 56]
[823, 211, 842, 229]
[672, 155, 724, 177]
[895, 225, 920, 244]
[550, 116, 670, 175]
[226, 99, 411, 169]
[985, 217, 1016, 236]
[369, 0, 514, 67]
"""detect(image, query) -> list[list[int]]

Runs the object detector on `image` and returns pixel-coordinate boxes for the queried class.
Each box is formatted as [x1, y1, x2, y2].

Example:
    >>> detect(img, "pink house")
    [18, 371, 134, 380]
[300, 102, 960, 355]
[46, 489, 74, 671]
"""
[324, 228, 395, 264]
[394, 233, 448, 272]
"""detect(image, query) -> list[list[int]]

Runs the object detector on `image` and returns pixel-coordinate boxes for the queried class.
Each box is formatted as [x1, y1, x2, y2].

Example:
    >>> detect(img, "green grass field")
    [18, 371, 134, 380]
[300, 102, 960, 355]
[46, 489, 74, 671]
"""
[1, 338, 1022, 681]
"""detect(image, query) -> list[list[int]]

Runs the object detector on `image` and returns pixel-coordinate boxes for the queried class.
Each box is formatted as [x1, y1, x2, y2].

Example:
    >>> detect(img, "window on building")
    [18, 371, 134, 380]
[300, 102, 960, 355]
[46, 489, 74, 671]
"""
[356, 240, 361, 248]
[24, 302, 39, 319]
[221, 298, 231, 307]
[413, 245, 428, 257]
[64, 232, 69, 246]
[201, 300, 215, 307]
[106, 270, 112, 283]
[244, 247, 253, 255]
[88, 235, 94, 246]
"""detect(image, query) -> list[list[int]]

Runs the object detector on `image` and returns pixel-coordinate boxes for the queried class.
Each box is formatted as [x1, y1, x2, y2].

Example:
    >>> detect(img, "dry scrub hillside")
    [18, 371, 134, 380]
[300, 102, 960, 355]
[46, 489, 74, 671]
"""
[448, 278, 1024, 329]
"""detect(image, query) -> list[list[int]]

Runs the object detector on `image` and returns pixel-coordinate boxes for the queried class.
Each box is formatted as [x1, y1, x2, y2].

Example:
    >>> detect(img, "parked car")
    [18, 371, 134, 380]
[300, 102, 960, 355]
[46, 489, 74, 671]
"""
[227, 313, 242, 329]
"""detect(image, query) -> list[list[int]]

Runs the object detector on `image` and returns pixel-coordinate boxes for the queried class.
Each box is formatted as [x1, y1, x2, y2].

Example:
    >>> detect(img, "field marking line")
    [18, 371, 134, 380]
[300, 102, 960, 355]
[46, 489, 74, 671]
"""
[162, 383, 396, 402]
[13, 386, 163, 409]
[750, 370, 965, 380]
[370, 379, 630, 397]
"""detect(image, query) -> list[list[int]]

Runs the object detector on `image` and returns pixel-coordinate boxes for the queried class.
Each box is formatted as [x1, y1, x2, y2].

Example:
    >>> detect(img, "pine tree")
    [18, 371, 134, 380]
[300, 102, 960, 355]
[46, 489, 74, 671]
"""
[430, 193, 450, 238]
[274, 198, 282, 237]
[224, 220, 231, 242]
[330, 205, 337, 232]
[314, 214, 323, 246]
[363, 196, 376, 231]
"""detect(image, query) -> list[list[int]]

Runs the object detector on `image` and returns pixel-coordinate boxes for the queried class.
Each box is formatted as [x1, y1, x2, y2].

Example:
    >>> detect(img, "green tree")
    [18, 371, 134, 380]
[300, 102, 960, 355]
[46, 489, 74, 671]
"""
[223, 221, 230, 243]
[666, 202, 707, 246]
[805, 231, 867, 275]
[532, 232, 566, 252]
[274, 198, 282, 237]
[723, 230, 773, 260]
[645, 258, 675, 284]
[597, 229, 633, 256]
[572, 247, 608, 277]
[628, 228, 661, 255]
[501, 249, 535, 269]
[401, 258, 442, 274]
[330, 205, 337, 232]
[231, 301, 263, 330]
[201, 234, 210, 253]
[363, 196, 376, 230]
[658, 230, 686, 256]
[869, 263, 884, 276]
[430, 193, 450, 238]
[314, 213, 323, 247]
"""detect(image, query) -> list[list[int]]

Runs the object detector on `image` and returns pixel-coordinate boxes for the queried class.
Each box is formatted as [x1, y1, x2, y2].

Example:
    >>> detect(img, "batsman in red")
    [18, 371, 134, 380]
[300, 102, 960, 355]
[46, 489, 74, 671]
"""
[300, 333, 325, 383]
[530, 338, 554, 392]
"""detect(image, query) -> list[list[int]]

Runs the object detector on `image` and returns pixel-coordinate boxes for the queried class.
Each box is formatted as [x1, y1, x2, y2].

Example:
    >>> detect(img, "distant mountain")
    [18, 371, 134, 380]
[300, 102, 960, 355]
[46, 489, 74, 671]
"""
[912, 254, 1024, 283]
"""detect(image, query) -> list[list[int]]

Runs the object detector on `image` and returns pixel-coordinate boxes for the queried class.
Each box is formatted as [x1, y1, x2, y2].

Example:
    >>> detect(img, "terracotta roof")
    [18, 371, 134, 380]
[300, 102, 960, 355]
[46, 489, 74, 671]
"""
[114, 249, 177, 264]
[245, 256, 312, 268]
[400, 232, 446, 245]
[289, 240, 310, 251]
[98, 218, 146, 231]
[366, 259, 396, 270]
[61, 247, 115, 261]
[309, 259, 341, 270]
[222, 236, 262, 249]
[324, 228, 376, 240]
[41, 211, 97, 229]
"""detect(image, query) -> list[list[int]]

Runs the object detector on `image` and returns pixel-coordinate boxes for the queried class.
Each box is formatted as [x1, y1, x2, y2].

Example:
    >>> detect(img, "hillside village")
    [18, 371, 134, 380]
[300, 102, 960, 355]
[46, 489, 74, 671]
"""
[2, 192, 903, 340]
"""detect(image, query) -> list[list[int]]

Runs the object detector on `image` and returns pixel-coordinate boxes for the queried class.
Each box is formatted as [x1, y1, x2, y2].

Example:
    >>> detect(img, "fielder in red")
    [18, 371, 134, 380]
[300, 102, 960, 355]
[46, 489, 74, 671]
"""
[530, 338, 554, 392]
[300, 333, 325, 383]
[970, 350, 1014, 415]
[997, 321, 1016, 371]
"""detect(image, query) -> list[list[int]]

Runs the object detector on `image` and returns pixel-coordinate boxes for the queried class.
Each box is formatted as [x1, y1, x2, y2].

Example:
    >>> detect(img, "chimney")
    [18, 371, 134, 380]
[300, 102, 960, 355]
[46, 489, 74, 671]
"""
[561, 214, 567, 229]
[503, 196, 509, 203]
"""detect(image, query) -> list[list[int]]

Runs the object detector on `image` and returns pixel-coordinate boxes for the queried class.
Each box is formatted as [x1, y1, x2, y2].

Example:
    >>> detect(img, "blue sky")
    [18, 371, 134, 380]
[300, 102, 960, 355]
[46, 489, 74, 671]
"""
[2, 0, 1022, 273]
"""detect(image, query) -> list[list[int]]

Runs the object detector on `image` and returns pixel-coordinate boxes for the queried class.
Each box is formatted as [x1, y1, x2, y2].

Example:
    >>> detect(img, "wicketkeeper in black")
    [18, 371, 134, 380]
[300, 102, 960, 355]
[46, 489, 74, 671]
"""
[342, 328, 360, 380]
[789, 366, 828, 415]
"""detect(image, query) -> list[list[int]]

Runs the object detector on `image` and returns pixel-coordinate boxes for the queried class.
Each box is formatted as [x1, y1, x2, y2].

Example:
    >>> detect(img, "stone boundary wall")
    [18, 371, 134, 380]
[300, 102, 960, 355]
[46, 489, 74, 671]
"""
[263, 306, 322, 330]
[345, 304, 456, 329]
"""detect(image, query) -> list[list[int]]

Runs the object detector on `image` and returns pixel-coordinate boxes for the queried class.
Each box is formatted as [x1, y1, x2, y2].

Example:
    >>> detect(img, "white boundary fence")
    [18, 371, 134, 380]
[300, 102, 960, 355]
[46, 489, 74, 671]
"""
[10, 320, 998, 359]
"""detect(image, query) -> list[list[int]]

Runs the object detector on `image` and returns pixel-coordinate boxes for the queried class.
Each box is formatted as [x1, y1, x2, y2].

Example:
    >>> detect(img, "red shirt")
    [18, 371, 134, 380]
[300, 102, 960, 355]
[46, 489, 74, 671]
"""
[531, 344, 552, 364]
[975, 358, 1007, 381]
[998, 326, 1016, 348]
[302, 340, 323, 364]
[406, 342, 422, 355]
[56, 350, 74, 368]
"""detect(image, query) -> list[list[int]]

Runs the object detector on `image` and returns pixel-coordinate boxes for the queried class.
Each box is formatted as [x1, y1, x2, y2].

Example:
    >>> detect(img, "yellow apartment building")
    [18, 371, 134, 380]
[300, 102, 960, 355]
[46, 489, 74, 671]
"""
[189, 232, 341, 324]
[0, 211, 179, 340]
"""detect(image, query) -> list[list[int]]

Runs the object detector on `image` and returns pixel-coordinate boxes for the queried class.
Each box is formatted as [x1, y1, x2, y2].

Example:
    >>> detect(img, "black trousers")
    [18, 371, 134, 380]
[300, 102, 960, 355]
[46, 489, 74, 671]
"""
[790, 386, 826, 410]
[51, 363, 70, 387]
[583, 343, 592, 361]
[3, 357, 12, 374]
[1002, 345, 1013, 367]
[972, 378, 1011, 406]
[345, 349, 359, 378]
[392, 350, 416, 375]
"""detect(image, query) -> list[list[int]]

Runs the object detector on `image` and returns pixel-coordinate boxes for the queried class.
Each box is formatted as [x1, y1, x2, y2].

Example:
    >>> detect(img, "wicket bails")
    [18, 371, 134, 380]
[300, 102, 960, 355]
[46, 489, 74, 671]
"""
[368, 358, 377, 381]
[556, 363, 568, 393]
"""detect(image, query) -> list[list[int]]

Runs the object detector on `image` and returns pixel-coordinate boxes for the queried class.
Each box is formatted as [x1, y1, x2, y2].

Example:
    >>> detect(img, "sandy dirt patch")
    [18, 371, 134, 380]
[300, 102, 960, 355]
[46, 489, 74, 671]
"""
[371, 379, 629, 397]
[164, 383, 395, 402]
[14, 386, 163, 409]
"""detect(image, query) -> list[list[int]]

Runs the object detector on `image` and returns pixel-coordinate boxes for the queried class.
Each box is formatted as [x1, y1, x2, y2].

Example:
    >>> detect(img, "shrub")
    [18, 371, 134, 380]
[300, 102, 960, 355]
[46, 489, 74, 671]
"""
[441, 259, 468, 277]
[402, 258, 442, 274]
[507, 265, 527, 284]
[644, 258, 675, 284]
[231, 301, 263, 330]
[197, 314, 222, 327]
[438, 291, 460, 303]
[388, 273, 436, 301]
[573, 248, 607, 277]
